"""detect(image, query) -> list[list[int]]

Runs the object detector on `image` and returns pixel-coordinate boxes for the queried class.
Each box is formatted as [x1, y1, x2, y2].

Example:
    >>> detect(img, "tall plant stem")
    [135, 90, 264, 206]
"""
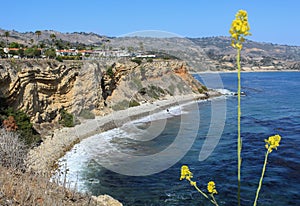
[253, 151, 269, 206]
[237, 48, 242, 206]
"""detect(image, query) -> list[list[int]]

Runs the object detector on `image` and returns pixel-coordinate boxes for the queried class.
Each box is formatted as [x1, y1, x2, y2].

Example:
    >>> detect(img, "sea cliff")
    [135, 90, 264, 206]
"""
[0, 58, 215, 171]
[0, 59, 209, 136]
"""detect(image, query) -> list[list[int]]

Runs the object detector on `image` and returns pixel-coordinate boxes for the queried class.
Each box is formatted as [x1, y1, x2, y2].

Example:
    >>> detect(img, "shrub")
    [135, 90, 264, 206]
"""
[3, 108, 41, 146]
[59, 109, 75, 127]
[55, 55, 63, 62]
[201, 85, 208, 91]
[138, 87, 147, 95]
[3, 116, 18, 131]
[146, 58, 153, 63]
[44, 48, 56, 59]
[129, 100, 140, 107]
[111, 100, 130, 111]
[0, 128, 28, 170]
[198, 85, 208, 94]
[79, 109, 95, 119]
[147, 85, 165, 99]
[106, 66, 114, 78]
[131, 58, 142, 65]
[24, 47, 41, 58]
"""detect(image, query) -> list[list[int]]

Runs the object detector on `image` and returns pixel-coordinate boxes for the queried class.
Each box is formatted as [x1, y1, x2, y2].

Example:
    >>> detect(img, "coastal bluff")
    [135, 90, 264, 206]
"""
[0, 59, 207, 135]
[0, 58, 212, 205]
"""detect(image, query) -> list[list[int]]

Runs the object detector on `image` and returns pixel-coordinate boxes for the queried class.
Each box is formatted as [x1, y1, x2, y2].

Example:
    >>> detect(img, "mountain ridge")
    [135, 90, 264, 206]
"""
[1, 29, 300, 72]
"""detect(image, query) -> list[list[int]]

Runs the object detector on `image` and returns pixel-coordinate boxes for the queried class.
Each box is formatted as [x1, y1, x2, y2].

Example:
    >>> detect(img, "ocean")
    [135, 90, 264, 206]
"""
[55, 72, 300, 206]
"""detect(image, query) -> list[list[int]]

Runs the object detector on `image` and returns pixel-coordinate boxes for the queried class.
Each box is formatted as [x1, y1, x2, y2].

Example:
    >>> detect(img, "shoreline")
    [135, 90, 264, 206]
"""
[190, 69, 300, 74]
[27, 92, 220, 174]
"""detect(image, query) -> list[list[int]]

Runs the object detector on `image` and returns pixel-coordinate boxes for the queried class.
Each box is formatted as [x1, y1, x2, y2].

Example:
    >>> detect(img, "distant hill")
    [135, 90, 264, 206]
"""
[107, 36, 300, 71]
[1, 29, 299, 71]
[0, 29, 110, 46]
[189, 36, 300, 61]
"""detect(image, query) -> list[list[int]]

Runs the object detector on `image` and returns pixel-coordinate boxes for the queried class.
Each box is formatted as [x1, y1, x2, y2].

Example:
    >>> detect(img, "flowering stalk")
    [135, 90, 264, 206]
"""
[253, 135, 281, 206]
[237, 46, 242, 206]
[180, 165, 219, 206]
[253, 150, 269, 206]
[229, 10, 251, 206]
[207, 181, 219, 206]
[193, 182, 219, 206]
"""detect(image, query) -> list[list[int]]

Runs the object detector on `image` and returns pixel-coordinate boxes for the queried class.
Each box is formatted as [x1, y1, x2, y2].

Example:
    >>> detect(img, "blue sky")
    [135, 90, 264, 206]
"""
[1, 0, 299, 46]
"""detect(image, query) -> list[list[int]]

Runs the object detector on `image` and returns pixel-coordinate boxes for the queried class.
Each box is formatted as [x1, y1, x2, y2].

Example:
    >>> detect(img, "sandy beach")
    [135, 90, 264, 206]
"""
[26, 92, 219, 173]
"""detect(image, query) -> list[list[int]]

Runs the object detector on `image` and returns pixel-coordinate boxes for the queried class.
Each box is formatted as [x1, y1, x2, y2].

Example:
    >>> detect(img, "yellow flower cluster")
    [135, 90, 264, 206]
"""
[180, 165, 193, 180]
[229, 10, 251, 49]
[207, 181, 218, 194]
[265, 134, 281, 153]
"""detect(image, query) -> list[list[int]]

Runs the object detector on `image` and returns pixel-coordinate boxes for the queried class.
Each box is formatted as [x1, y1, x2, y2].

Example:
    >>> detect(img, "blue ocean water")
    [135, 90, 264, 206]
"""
[57, 72, 300, 206]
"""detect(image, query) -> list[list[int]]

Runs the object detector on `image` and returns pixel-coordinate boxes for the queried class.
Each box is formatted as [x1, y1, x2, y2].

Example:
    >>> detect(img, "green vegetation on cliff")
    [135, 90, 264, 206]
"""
[0, 107, 41, 146]
[59, 109, 75, 127]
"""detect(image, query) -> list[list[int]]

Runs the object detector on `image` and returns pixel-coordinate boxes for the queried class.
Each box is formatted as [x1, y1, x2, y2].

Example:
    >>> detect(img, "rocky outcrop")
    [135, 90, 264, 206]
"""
[105, 60, 205, 109]
[92, 195, 123, 206]
[0, 60, 82, 125]
[0, 59, 207, 133]
[288, 62, 300, 70]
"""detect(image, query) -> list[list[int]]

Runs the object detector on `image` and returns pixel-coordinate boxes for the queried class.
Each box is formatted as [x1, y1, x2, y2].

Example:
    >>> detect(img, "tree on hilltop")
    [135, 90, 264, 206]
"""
[50, 33, 56, 47]
[4, 31, 9, 47]
[35, 30, 42, 46]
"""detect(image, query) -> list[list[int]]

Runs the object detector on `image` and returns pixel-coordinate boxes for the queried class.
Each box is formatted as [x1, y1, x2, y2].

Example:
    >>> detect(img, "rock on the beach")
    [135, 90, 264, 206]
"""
[92, 194, 123, 206]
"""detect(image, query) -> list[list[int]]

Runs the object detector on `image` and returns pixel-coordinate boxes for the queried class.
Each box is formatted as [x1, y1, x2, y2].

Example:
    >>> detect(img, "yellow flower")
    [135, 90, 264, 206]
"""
[236, 43, 243, 50]
[207, 181, 218, 194]
[265, 134, 281, 153]
[180, 165, 193, 180]
[229, 10, 251, 49]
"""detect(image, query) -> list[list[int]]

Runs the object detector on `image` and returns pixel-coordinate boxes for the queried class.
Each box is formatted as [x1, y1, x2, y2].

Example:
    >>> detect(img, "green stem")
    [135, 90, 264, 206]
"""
[188, 180, 217, 205]
[210, 194, 219, 206]
[191, 180, 209, 199]
[253, 151, 269, 206]
[237, 48, 242, 206]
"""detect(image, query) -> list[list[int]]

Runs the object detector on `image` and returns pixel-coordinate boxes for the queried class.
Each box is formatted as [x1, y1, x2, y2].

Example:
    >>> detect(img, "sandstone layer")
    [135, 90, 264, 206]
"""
[0, 59, 208, 136]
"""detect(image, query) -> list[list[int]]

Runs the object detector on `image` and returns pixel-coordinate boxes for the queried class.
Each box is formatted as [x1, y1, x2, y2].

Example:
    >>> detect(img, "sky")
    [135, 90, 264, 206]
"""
[0, 0, 299, 46]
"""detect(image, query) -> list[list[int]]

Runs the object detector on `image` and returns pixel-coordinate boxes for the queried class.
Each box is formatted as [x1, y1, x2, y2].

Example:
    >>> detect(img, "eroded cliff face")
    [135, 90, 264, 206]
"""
[0, 59, 205, 130]
[0, 60, 82, 124]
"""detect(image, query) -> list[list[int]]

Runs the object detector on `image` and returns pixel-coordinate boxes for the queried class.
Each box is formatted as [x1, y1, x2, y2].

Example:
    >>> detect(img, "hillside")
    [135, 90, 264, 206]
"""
[107, 36, 300, 72]
[1, 29, 300, 72]
[0, 29, 109, 46]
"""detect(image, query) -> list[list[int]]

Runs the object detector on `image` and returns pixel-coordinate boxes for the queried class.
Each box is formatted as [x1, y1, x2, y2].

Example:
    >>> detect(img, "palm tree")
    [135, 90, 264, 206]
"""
[50, 33, 56, 48]
[4, 31, 9, 47]
[139, 41, 144, 52]
[101, 44, 106, 50]
[35, 30, 42, 46]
